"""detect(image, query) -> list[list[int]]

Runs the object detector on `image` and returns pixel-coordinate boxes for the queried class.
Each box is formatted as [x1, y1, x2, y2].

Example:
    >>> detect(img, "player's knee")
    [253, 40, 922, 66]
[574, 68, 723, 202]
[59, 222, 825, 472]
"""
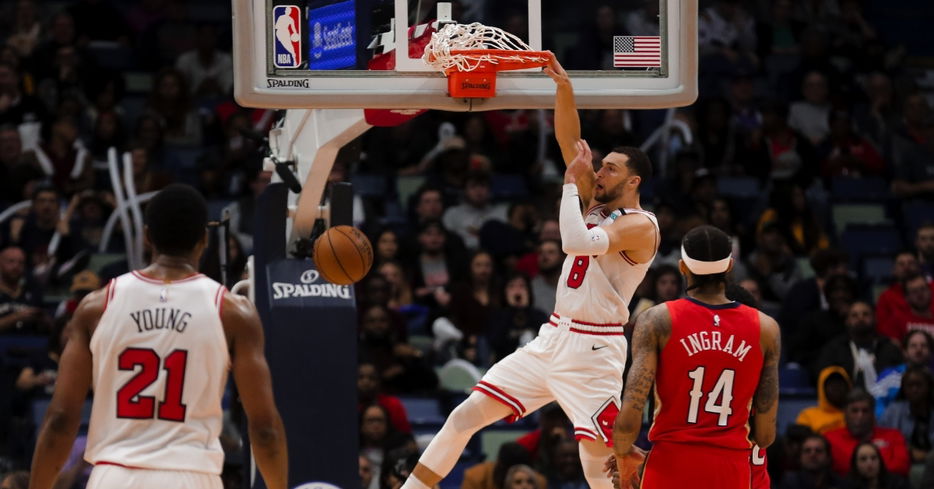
[448, 391, 509, 433]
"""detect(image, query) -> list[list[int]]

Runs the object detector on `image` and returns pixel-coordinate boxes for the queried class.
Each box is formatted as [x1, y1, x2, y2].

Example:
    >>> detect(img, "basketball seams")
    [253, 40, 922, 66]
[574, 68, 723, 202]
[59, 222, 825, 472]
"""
[334, 226, 371, 276]
[325, 226, 354, 284]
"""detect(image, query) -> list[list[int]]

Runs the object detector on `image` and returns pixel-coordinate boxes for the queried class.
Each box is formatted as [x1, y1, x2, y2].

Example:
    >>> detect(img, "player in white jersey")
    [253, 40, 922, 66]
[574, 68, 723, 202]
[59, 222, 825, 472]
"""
[399, 55, 658, 489]
[29, 184, 288, 489]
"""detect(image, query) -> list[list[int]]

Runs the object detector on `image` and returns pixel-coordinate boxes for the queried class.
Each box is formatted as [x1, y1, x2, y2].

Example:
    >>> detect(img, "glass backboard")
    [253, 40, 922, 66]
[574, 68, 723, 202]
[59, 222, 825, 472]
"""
[232, 0, 697, 110]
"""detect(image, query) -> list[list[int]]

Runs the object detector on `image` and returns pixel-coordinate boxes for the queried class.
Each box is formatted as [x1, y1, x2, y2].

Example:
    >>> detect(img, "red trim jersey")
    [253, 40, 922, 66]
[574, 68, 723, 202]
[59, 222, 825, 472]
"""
[648, 298, 764, 450]
[84, 272, 230, 474]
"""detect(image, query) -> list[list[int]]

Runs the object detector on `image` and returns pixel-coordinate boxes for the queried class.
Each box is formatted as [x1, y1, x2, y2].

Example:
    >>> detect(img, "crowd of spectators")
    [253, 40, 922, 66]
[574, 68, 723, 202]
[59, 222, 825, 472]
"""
[1, 0, 934, 488]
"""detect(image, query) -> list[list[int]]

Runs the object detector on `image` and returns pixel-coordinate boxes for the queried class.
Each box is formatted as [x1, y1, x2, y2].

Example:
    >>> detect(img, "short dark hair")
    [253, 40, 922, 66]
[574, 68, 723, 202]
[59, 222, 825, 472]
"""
[802, 433, 831, 459]
[904, 329, 934, 351]
[31, 182, 59, 201]
[845, 388, 875, 409]
[902, 272, 928, 291]
[611, 146, 652, 190]
[682, 225, 732, 290]
[144, 184, 207, 255]
[810, 248, 848, 279]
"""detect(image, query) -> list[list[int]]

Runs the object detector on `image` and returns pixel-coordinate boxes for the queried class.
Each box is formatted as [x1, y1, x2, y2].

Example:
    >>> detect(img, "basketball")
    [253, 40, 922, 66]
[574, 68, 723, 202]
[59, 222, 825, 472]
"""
[312, 225, 373, 285]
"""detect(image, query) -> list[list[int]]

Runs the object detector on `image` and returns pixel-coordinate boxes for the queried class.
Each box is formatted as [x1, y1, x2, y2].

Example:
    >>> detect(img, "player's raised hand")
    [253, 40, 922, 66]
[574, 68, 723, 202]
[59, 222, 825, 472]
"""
[543, 52, 569, 86]
[564, 139, 595, 186]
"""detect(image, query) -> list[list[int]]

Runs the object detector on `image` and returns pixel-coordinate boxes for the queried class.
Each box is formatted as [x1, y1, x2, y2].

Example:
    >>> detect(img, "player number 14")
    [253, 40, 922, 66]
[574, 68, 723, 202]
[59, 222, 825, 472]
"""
[686, 366, 734, 426]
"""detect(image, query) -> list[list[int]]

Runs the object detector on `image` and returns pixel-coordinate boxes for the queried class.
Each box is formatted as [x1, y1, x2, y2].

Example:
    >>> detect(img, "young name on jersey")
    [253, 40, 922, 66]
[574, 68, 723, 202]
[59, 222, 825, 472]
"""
[129, 307, 192, 334]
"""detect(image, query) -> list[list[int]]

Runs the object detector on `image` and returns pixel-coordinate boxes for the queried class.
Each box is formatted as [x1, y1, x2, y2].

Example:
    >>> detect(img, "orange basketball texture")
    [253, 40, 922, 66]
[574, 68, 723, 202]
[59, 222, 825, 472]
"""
[312, 226, 374, 285]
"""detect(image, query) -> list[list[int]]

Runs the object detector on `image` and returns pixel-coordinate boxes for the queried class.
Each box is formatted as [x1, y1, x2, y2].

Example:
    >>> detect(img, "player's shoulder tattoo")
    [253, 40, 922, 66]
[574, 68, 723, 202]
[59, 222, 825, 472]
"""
[635, 303, 671, 345]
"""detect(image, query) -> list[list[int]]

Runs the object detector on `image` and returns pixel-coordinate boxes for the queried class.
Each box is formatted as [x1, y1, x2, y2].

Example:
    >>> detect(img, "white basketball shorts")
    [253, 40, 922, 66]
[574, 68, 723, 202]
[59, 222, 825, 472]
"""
[87, 463, 223, 489]
[474, 313, 627, 446]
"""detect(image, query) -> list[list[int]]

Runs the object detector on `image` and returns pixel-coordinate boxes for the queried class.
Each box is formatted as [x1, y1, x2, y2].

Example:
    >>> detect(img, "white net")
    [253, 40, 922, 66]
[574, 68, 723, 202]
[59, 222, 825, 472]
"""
[423, 22, 550, 73]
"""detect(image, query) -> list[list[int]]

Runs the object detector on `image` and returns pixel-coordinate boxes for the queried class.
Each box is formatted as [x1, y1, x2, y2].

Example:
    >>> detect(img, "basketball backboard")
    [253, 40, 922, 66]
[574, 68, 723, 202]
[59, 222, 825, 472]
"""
[232, 0, 697, 110]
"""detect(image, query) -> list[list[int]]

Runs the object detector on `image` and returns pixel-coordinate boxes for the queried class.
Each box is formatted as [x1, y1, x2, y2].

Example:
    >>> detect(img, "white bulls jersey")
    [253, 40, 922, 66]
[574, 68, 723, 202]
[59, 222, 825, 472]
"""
[85, 271, 229, 475]
[554, 205, 658, 325]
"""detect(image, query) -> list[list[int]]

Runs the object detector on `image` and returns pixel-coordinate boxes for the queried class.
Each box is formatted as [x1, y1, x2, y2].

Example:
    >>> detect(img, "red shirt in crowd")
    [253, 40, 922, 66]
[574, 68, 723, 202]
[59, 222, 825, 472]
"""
[823, 426, 910, 476]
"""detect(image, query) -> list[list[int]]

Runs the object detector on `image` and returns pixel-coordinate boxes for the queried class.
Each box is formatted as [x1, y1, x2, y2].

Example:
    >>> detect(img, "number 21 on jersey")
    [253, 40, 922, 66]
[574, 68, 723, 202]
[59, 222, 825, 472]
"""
[117, 348, 189, 422]
[686, 366, 735, 426]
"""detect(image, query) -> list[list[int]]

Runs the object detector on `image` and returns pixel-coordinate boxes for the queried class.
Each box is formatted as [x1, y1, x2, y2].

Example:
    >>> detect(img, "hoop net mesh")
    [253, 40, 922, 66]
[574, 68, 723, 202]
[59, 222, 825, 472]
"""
[423, 22, 551, 73]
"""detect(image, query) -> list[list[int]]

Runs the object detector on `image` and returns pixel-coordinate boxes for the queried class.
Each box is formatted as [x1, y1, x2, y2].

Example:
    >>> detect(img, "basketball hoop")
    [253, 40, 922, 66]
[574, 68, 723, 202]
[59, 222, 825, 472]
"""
[423, 22, 552, 98]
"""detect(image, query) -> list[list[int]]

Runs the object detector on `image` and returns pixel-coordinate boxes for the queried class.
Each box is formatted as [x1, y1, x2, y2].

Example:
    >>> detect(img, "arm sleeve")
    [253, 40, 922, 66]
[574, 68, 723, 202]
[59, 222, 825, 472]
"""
[559, 184, 610, 256]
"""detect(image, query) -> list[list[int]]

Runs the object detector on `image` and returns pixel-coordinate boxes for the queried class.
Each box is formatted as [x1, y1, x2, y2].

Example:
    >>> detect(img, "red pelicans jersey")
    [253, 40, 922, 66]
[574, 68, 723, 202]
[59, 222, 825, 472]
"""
[553, 205, 658, 326]
[648, 298, 763, 449]
[84, 271, 229, 474]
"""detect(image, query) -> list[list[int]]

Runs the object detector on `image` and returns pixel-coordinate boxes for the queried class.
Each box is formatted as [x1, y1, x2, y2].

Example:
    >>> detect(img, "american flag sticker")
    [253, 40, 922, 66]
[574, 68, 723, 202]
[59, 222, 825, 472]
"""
[613, 36, 661, 68]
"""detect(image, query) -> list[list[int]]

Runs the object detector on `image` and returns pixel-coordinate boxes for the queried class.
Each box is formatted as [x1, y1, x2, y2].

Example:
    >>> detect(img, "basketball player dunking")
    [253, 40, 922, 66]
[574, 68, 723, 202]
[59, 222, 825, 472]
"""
[399, 55, 659, 489]
[29, 185, 288, 489]
[612, 226, 781, 489]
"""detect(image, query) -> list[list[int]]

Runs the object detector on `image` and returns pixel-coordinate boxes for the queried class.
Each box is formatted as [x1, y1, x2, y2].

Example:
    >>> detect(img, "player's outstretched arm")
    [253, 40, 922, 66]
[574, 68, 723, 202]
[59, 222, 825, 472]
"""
[223, 293, 289, 489]
[543, 54, 582, 167]
[751, 312, 781, 449]
[612, 304, 670, 488]
[29, 290, 102, 489]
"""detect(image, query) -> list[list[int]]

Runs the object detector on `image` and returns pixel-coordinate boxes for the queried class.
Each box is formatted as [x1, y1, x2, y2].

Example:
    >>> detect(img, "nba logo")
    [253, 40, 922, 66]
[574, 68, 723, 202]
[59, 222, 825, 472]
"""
[273, 5, 302, 68]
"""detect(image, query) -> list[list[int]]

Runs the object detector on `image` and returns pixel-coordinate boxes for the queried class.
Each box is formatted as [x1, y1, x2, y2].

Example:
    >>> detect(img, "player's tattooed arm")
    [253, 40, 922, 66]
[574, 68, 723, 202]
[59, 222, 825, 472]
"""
[613, 304, 670, 455]
[752, 312, 781, 448]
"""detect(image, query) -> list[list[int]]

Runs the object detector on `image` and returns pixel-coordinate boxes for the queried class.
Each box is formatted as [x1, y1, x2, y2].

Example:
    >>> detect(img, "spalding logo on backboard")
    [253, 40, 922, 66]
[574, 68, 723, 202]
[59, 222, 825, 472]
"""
[273, 5, 303, 68]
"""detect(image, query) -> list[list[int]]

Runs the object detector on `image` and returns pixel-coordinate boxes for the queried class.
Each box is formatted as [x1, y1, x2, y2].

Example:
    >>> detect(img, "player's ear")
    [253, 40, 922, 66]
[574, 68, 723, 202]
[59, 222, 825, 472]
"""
[629, 174, 641, 189]
[678, 259, 690, 278]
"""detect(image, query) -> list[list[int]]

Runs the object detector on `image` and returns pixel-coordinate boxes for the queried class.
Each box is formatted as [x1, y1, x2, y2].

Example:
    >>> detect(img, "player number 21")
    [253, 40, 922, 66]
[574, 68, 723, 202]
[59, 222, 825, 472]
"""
[116, 348, 188, 422]
[686, 366, 734, 426]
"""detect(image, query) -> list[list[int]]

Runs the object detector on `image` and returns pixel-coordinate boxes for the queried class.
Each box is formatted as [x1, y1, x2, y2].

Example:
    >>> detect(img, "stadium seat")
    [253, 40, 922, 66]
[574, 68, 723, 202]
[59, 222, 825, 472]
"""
[491, 174, 529, 200]
[777, 396, 815, 436]
[0, 336, 48, 368]
[439, 461, 473, 489]
[438, 359, 482, 393]
[832, 204, 889, 236]
[830, 176, 890, 202]
[399, 396, 446, 426]
[903, 202, 934, 236]
[862, 256, 894, 285]
[480, 429, 531, 462]
[351, 174, 390, 198]
[840, 225, 903, 265]
[396, 176, 427, 211]
[779, 363, 815, 396]
[716, 176, 760, 200]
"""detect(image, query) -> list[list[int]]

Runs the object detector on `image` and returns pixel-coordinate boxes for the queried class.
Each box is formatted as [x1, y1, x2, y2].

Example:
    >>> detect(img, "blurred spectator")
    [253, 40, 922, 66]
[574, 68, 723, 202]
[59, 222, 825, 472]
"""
[88, 110, 127, 161]
[36, 117, 93, 196]
[445, 250, 501, 337]
[799, 280, 857, 368]
[530, 239, 562, 315]
[443, 172, 508, 250]
[407, 220, 467, 313]
[0, 61, 48, 130]
[891, 114, 934, 201]
[707, 197, 747, 267]
[504, 465, 542, 489]
[359, 403, 412, 479]
[745, 223, 802, 302]
[488, 273, 548, 362]
[380, 446, 420, 489]
[873, 330, 934, 417]
[824, 389, 910, 476]
[5, 0, 41, 59]
[854, 72, 897, 154]
[462, 442, 544, 489]
[879, 366, 934, 464]
[358, 303, 436, 393]
[755, 0, 804, 60]
[360, 454, 374, 489]
[224, 168, 271, 254]
[779, 434, 844, 489]
[0, 471, 28, 489]
[877, 273, 934, 340]
[128, 146, 173, 194]
[568, 5, 621, 70]
[35, 45, 89, 118]
[757, 182, 830, 256]
[67, 0, 131, 45]
[2, 184, 80, 283]
[13, 317, 67, 403]
[844, 441, 909, 489]
[0, 124, 43, 204]
[750, 101, 817, 183]
[697, 0, 757, 66]
[53, 269, 98, 320]
[175, 23, 233, 99]
[32, 12, 77, 79]
[789, 71, 832, 145]
[818, 109, 885, 178]
[357, 362, 411, 435]
[917, 225, 934, 281]
[546, 439, 587, 489]
[373, 228, 401, 268]
[378, 261, 415, 311]
[781, 248, 849, 334]
[66, 190, 110, 253]
[624, 1, 660, 37]
[0, 245, 45, 334]
[146, 68, 203, 147]
[797, 366, 852, 434]
[816, 301, 904, 390]
[696, 98, 738, 171]
[515, 402, 572, 469]
[876, 252, 928, 338]
[407, 184, 447, 228]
